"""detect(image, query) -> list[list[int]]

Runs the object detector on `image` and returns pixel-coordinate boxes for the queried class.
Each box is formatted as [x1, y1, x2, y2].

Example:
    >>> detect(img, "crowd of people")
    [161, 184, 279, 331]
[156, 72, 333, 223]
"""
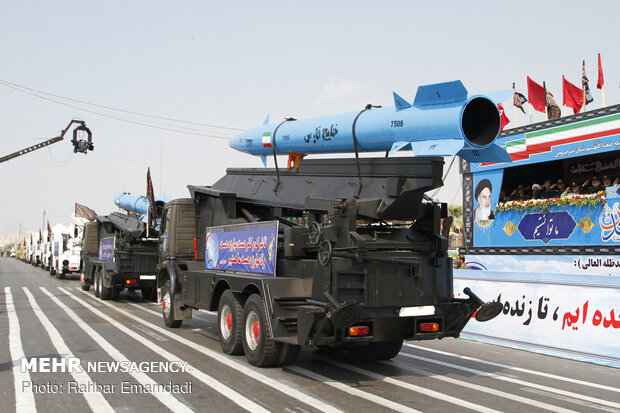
[502, 175, 619, 202]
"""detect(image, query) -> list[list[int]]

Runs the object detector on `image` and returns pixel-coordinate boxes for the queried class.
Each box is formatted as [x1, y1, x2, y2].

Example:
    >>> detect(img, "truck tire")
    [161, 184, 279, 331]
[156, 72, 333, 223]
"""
[242, 294, 281, 367]
[348, 340, 403, 361]
[94, 270, 101, 298]
[375, 340, 403, 360]
[162, 280, 182, 328]
[141, 287, 157, 302]
[80, 273, 90, 291]
[111, 287, 121, 300]
[277, 343, 301, 366]
[218, 290, 244, 355]
[348, 342, 384, 361]
[99, 269, 112, 300]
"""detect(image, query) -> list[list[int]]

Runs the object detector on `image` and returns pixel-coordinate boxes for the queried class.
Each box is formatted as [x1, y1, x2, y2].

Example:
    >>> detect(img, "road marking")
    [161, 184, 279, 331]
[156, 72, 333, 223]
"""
[5, 287, 36, 412]
[22, 287, 114, 413]
[317, 356, 503, 413]
[286, 365, 422, 413]
[404, 343, 620, 393]
[397, 350, 620, 410]
[59, 287, 269, 413]
[40, 287, 194, 413]
[133, 324, 168, 342]
[79, 289, 344, 413]
[380, 360, 578, 413]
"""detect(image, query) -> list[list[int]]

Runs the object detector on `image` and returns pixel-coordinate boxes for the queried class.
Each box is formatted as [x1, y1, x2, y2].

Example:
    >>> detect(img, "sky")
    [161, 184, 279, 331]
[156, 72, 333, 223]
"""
[1, 0, 619, 237]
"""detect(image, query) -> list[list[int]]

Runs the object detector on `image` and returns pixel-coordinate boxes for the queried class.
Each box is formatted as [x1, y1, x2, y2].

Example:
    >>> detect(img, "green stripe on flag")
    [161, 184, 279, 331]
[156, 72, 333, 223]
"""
[263, 132, 271, 137]
[526, 112, 620, 138]
[506, 138, 526, 148]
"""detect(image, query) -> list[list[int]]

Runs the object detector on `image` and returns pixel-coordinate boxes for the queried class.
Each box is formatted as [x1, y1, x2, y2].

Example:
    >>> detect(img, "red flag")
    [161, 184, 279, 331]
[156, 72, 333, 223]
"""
[597, 53, 604, 89]
[563, 75, 584, 114]
[498, 103, 510, 131]
[47, 221, 52, 241]
[527, 76, 546, 113]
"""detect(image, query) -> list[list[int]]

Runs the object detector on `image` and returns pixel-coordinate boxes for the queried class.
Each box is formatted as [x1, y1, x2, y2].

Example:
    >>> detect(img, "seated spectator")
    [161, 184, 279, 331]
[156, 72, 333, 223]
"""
[562, 181, 582, 197]
[509, 185, 528, 201]
[588, 176, 605, 194]
[531, 183, 544, 199]
[499, 190, 509, 203]
[548, 179, 565, 198]
[580, 178, 592, 193]
[540, 179, 554, 198]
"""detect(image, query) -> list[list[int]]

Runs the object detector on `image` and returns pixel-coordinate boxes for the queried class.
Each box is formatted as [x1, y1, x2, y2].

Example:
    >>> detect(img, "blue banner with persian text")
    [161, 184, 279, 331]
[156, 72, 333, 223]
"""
[474, 200, 620, 248]
[205, 221, 278, 276]
[98, 237, 115, 262]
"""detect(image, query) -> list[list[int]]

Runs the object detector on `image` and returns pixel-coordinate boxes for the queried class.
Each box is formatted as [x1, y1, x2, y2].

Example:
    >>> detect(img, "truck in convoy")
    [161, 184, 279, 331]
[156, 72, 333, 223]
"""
[157, 157, 500, 367]
[80, 212, 159, 300]
[49, 229, 82, 279]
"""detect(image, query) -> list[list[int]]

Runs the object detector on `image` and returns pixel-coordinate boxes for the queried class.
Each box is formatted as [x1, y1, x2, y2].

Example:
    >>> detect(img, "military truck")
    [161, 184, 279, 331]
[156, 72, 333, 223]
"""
[80, 213, 159, 300]
[157, 157, 500, 367]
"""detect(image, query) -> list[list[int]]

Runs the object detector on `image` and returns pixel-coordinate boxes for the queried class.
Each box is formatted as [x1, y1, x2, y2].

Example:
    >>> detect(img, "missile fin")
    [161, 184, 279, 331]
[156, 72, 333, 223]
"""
[483, 89, 514, 104]
[263, 114, 270, 125]
[413, 80, 468, 107]
[457, 144, 512, 163]
[389, 141, 411, 155]
[410, 139, 463, 157]
[260, 155, 267, 167]
[392, 92, 412, 111]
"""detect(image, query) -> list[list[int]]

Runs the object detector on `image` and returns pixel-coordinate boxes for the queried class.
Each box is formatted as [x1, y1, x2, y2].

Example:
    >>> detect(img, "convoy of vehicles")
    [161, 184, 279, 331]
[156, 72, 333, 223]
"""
[20, 98, 620, 368]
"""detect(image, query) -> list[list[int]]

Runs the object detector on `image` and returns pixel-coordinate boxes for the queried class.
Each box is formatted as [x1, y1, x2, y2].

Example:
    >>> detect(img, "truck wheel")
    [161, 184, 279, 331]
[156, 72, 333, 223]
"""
[94, 270, 101, 298]
[141, 287, 157, 302]
[80, 274, 90, 291]
[348, 342, 384, 361]
[111, 287, 120, 300]
[277, 343, 301, 366]
[375, 340, 403, 360]
[242, 294, 281, 367]
[218, 290, 244, 355]
[162, 280, 182, 328]
[99, 269, 112, 300]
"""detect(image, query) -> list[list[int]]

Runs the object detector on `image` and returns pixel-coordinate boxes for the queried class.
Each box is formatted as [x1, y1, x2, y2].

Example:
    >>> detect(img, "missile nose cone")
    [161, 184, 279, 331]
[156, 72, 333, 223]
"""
[230, 132, 251, 154]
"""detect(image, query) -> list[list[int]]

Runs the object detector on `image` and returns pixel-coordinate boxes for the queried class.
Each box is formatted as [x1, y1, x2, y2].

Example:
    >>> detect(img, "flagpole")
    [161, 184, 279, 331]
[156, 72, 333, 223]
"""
[601, 86, 606, 107]
[543, 81, 548, 120]
[513, 105, 517, 127]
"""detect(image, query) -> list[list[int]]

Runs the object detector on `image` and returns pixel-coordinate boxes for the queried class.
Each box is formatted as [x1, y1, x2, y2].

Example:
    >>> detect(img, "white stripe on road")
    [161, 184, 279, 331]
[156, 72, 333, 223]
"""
[58, 287, 269, 413]
[78, 289, 344, 413]
[398, 350, 620, 410]
[286, 365, 422, 413]
[22, 287, 114, 413]
[39, 287, 194, 413]
[317, 356, 503, 413]
[5, 287, 36, 412]
[380, 360, 578, 413]
[404, 343, 620, 393]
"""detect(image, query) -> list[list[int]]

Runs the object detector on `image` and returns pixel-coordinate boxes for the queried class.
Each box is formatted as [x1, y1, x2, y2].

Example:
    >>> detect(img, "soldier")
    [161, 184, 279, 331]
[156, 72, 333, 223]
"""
[549, 179, 565, 198]
[587, 176, 605, 194]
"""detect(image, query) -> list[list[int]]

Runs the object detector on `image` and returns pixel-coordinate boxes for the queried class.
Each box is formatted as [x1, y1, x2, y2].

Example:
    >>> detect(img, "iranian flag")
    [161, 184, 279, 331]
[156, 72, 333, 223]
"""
[262, 132, 272, 148]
